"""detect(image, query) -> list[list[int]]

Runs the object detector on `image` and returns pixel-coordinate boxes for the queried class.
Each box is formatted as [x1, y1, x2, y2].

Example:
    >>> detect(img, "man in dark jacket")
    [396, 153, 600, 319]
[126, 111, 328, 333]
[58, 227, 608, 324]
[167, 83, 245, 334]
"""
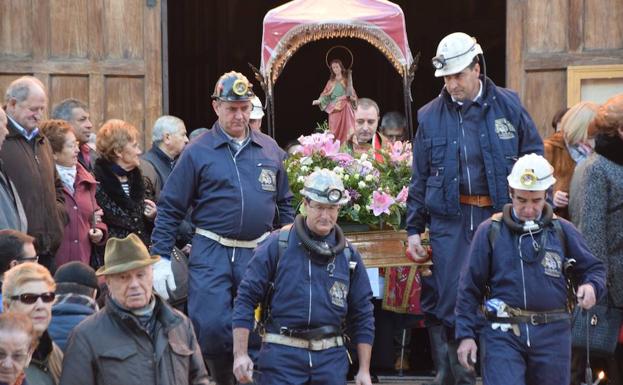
[140, 115, 193, 251]
[49, 261, 99, 351]
[0, 108, 27, 232]
[406, 32, 544, 385]
[1, 76, 66, 270]
[59, 233, 209, 385]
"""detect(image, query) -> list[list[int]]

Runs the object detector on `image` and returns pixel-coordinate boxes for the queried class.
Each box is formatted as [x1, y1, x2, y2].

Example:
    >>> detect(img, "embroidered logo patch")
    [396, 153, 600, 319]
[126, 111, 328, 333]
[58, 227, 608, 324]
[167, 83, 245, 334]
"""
[494, 118, 517, 140]
[329, 281, 348, 307]
[542, 251, 562, 278]
[258, 169, 277, 192]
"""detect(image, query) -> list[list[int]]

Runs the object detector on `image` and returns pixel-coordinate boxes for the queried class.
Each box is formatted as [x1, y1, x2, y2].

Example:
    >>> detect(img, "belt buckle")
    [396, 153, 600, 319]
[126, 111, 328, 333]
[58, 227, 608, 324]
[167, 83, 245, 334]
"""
[530, 314, 539, 326]
[279, 327, 289, 336]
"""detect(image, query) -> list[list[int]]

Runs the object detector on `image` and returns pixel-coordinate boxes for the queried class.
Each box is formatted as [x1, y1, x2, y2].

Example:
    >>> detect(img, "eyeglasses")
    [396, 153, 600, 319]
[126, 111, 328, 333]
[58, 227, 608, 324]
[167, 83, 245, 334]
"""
[10, 292, 55, 304]
[16, 255, 39, 264]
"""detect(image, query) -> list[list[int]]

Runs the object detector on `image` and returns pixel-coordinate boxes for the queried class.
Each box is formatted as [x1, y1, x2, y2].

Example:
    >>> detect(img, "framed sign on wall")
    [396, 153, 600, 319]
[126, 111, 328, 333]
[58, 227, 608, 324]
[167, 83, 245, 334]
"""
[567, 64, 623, 107]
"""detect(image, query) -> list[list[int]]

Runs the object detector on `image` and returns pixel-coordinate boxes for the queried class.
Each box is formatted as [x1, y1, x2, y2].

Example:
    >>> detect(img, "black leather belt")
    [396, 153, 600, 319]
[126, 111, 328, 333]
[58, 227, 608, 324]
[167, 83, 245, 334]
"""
[278, 325, 341, 340]
[486, 311, 570, 325]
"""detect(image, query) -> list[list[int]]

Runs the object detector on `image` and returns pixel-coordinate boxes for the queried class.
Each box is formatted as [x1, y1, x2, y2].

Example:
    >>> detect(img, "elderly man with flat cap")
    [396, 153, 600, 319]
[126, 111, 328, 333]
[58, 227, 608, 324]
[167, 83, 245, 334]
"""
[59, 234, 209, 385]
[151, 71, 294, 384]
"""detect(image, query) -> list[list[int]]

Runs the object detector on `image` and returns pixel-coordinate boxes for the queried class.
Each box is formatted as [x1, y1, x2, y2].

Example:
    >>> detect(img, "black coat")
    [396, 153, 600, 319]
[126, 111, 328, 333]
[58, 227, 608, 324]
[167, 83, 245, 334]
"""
[93, 158, 154, 248]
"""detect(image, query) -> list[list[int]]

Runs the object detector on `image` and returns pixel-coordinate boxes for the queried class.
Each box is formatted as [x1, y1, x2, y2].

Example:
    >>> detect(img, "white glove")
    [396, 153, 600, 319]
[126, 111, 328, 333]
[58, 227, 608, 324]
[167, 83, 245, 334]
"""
[153, 258, 176, 301]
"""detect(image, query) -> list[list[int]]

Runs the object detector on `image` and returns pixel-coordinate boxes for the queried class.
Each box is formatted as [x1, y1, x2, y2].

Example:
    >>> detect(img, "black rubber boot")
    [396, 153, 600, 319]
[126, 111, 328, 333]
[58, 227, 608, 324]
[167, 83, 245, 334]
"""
[447, 339, 476, 385]
[422, 324, 454, 385]
[205, 357, 236, 385]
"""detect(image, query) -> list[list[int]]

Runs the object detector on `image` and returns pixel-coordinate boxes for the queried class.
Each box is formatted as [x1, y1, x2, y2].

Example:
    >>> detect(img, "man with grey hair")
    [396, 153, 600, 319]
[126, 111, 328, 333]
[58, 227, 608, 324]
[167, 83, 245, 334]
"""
[51, 98, 96, 172]
[140, 115, 189, 200]
[0, 76, 66, 271]
[140, 116, 192, 256]
[59, 233, 209, 385]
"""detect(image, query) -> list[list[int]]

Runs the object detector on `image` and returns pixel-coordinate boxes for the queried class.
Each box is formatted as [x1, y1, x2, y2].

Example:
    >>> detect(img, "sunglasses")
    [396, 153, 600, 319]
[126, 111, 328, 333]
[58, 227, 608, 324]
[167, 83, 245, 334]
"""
[10, 292, 56, 304]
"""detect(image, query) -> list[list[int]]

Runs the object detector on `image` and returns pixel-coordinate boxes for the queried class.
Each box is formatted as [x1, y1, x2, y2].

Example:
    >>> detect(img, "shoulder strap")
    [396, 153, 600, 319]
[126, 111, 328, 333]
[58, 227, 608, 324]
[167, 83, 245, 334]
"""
[551, 218, 567, 257]
[488, 213, 503, 250]
[276, 224, 293, 275]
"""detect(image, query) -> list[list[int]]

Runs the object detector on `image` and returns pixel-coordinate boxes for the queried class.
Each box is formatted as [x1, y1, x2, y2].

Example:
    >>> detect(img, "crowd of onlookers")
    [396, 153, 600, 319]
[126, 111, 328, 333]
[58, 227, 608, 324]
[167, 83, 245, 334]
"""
[0, 71, 621, 385]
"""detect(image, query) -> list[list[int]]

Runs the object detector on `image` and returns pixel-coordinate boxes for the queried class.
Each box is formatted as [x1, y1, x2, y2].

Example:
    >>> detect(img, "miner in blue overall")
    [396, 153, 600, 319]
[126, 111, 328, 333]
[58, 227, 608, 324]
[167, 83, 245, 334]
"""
[406, 32, 544, 384]
[455, 154, 606, 385]
[150, 71, 294, 385]
[232, 169, 374, 385]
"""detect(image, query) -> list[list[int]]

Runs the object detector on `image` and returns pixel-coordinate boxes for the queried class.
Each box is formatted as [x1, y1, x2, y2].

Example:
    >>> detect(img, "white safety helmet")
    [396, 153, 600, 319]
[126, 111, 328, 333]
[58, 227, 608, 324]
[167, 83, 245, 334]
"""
[301, 169, 350, 205]
[432, 32, 483, 77]
[507, 154, 556, 191]
[250, 96, 264, 120]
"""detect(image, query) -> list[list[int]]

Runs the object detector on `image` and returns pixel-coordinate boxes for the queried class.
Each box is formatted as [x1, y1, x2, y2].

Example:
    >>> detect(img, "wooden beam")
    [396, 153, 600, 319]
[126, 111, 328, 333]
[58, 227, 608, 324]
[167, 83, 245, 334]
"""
[506, 0, 525, 93]
[0, 60, 146, 75]
[524, 50, 623, 71]
[568, 0, 584, 52]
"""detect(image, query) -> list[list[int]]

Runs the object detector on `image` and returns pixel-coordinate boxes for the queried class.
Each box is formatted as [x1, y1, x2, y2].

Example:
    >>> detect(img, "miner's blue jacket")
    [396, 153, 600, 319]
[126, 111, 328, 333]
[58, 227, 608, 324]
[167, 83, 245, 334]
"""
[455, 216, 606, 341]
[151, 123, 294, 255]
[406, 77, 544, 236]
[233, 226, 375, 346]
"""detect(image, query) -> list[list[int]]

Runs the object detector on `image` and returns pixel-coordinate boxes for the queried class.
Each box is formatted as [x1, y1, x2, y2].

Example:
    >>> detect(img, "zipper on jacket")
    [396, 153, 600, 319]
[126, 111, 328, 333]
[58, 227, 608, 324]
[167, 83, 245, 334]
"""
[458, 109, 475, 231]
[229, 139, 250, 243]
[308, 258, 313, 368]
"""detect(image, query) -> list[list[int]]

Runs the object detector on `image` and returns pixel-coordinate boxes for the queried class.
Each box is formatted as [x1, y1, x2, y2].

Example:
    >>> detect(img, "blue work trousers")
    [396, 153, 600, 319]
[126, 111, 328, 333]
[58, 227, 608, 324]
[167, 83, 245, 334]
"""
[188, 234, 261, 358]
[256, 343, 349, 385]
[428, 204, 495, 327]
[480, 320, 571, 385]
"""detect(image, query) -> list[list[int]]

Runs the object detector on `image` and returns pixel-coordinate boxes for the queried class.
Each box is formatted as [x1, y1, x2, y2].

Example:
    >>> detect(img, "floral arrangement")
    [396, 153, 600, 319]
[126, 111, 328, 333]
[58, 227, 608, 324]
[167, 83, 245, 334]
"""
[285, 132, 412, 230]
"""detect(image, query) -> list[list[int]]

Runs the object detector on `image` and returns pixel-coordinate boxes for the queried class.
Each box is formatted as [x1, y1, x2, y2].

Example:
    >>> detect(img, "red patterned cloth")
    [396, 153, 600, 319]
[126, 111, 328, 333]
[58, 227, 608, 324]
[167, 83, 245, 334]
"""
[381, 265, 422, 315]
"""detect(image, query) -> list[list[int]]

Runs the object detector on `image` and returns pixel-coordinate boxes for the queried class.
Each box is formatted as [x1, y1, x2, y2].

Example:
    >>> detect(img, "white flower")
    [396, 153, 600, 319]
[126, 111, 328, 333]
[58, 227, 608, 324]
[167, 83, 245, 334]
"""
[365, 174, 374, 182]
[333, 166, 344, 174]
[343, 174, 350, 181]
[353, 204, 361, 212]
[359, 153, 368, 161]
[297, 176, 305, 183]
[300, 156, 313, 165]
[301, 165, 309, 173]
[314, 166, 320, 171]
[353, 173, 360, 180]
[358, 181, 366, 189]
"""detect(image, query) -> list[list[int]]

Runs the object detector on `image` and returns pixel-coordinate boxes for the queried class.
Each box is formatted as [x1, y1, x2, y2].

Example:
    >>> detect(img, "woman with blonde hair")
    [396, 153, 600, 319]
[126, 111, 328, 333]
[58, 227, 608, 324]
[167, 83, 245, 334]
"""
[3, 262, 62, 385]
[93, 119, 156, 262]
[543, 101, 598, 219]
[0, 312, 38, 385]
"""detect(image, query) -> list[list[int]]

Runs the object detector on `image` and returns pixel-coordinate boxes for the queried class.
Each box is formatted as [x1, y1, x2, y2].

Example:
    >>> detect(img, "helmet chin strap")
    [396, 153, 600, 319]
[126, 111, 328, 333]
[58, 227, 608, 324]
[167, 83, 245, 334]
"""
[294, 215, 346, 264]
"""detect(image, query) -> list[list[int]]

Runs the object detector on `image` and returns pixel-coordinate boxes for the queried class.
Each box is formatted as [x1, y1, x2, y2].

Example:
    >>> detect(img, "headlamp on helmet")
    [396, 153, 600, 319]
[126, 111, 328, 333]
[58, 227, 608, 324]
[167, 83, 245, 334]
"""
[432, 32, 483, 77]
[212, 71, 255, 102]
[303, 186, 344, 204]
[507, 154, 556, 191]
[300, 169, 350, 205]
